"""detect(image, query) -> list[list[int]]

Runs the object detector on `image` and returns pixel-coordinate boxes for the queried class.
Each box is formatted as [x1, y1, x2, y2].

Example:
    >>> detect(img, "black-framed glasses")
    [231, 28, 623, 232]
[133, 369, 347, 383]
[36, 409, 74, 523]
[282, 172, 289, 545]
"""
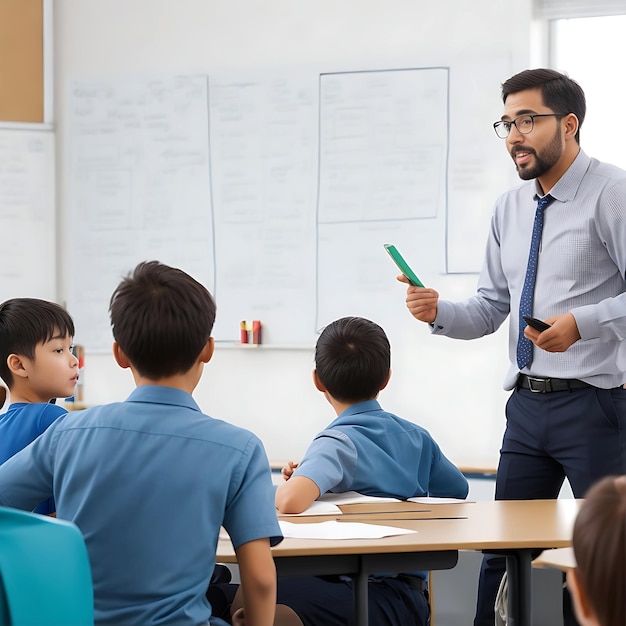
[493, 113, 564, 139]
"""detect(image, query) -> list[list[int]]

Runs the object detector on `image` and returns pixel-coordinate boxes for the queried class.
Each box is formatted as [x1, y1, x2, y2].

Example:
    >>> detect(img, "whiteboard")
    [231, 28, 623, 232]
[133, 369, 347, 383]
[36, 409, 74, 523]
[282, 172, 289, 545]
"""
[66, 63, 514, 351]
[0, 129, 56, 302]
[66, 75, 213, 351]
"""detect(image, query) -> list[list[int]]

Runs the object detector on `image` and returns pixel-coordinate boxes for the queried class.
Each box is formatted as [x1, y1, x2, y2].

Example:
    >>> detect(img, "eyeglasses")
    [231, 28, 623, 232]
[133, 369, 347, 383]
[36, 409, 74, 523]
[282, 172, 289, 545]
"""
[493, 113, 564, 139]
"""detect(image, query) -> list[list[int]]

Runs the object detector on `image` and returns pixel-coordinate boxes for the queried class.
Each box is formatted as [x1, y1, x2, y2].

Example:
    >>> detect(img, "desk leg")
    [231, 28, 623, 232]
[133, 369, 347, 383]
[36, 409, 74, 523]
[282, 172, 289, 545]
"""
[506, 549, 533, 626]
[353, 565, 369, 626]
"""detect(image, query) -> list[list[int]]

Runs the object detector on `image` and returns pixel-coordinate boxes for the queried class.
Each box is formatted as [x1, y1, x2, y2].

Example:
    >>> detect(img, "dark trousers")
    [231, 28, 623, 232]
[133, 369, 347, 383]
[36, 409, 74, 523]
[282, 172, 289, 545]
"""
[474, 385, 626, 626]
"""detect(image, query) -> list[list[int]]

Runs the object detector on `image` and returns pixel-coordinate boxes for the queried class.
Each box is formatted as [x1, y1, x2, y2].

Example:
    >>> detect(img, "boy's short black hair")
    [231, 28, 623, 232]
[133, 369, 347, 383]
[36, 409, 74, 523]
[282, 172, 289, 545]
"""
[315, 316, 390, 404]
[109, 261, 216, 379]
[0, 298, 75, 388]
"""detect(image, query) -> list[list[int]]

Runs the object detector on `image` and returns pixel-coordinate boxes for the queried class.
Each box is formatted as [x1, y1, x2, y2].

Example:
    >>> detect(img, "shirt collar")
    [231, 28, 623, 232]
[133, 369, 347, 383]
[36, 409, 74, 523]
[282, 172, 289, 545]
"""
[533, 149, 590, 203]
[333, 399, 382, 422]
[125, 385, 201, 412]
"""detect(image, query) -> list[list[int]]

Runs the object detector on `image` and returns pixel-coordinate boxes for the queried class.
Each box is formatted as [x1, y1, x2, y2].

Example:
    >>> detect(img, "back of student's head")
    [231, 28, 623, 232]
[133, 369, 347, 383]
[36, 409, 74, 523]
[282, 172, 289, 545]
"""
[501, 68, 586, 144]
[572, 475, 626, 626]
[109, 261, 216, 379]
[0, 298, 75, 388]
[315, 316, 390, 404]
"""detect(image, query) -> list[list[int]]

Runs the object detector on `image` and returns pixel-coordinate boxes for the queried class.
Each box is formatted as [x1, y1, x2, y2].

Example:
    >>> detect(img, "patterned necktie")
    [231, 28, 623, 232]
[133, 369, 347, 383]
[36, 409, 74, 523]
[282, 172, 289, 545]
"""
[516, 194, 554, 369]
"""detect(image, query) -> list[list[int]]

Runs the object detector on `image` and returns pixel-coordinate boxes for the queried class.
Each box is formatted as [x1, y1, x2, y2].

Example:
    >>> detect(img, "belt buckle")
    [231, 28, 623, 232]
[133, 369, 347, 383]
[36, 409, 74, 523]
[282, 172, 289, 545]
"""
[527, 376, 551, 393]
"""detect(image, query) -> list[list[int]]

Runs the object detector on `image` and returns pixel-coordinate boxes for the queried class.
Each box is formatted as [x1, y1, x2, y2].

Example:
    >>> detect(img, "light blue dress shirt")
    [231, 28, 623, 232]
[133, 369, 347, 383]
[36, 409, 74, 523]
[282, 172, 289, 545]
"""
[0, 385, 282, 625]
[432, 150, 626, 389]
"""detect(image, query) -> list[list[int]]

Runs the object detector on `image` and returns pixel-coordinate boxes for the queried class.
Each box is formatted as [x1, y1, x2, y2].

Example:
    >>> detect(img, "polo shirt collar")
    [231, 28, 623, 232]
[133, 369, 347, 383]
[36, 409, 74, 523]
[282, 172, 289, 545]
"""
[331, 399, 382, 425]
[126, 385, 201, 412]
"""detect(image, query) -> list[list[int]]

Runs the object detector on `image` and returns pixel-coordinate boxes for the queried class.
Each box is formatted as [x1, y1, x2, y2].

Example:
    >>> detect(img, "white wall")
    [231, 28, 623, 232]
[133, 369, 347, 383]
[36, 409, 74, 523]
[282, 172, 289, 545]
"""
[52, 0, 533, 467]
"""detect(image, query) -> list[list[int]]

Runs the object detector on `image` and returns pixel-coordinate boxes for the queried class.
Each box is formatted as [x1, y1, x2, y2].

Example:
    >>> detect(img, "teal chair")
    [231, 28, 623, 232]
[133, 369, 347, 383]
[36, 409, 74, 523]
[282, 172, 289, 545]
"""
[0, 507, 94, 625]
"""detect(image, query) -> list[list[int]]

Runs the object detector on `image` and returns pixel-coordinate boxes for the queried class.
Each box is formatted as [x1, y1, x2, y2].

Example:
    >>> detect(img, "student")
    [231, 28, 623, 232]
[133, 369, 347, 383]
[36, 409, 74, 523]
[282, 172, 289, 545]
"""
[0, 261, 282, 626]
[225, 316, 468, 626]
[0, 297, 78, 515]
[397, 68, 626, 625]
[567, 475, 626, 626]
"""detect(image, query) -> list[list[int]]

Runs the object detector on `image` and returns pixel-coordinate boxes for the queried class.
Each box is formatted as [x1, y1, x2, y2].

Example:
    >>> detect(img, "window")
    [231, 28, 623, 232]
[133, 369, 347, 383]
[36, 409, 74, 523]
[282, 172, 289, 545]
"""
[551, 15, 626, 169]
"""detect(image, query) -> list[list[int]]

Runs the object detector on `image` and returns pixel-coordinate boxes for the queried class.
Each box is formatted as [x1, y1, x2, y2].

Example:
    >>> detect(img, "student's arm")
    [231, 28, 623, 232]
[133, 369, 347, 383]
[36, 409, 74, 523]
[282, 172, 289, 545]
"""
[233, 537, 276, 626]
[275, 431, 356, 514]
[427, 444, 469, 499]
[275, 475, 321, 514]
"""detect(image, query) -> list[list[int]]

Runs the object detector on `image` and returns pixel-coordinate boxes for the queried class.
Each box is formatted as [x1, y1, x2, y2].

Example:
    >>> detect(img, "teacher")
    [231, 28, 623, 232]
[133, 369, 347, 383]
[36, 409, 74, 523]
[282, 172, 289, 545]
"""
[399, 68, 626, 625]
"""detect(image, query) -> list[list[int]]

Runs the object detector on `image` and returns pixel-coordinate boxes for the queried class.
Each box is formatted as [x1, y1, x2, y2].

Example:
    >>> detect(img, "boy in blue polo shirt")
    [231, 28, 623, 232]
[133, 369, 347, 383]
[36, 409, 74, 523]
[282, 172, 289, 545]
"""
[226, 316, 468, 626]
[0, 261, 282, 626]
[0, 298, 78, 515]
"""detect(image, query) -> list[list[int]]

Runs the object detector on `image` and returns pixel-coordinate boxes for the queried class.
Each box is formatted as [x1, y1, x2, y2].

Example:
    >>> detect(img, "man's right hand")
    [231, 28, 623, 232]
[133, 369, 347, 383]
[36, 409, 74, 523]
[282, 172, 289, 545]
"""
[398, 275, 439, 324]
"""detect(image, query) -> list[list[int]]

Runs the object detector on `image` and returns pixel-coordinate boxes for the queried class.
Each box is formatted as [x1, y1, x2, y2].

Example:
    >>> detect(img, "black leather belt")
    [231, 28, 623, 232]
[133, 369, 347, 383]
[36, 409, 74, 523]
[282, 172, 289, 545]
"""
[517, 374, 591, 393]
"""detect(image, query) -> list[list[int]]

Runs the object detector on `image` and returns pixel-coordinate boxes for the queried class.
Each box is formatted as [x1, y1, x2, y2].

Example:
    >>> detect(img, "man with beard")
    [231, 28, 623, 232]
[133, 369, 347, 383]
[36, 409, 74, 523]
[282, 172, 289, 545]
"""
[396, 68, 626, 625]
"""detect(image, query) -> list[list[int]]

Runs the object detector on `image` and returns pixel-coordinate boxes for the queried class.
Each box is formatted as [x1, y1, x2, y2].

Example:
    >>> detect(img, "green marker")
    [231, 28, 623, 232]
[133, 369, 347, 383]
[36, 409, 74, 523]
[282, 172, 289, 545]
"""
[384, 244, 425, 287]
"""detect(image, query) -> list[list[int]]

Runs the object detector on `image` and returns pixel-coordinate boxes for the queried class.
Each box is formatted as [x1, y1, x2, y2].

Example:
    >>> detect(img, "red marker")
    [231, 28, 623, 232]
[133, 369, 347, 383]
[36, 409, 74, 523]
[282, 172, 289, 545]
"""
[252, 320, 262, 345]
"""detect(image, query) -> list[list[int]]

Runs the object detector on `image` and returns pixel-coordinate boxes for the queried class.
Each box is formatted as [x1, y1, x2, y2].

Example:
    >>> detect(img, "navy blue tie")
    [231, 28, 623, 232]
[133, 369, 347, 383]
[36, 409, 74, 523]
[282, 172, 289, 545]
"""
[516, 194, 554, 369]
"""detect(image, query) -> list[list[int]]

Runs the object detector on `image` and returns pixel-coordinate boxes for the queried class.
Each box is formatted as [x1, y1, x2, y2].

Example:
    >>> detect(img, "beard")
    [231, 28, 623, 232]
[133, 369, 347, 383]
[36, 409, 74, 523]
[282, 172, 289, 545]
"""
[511, 126, 562, 180]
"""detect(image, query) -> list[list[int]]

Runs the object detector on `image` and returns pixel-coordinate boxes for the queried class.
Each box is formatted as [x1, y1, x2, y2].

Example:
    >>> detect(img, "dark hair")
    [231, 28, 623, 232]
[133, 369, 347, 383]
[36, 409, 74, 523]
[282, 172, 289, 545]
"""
[501, 68, 586, 144]
[572, 475, 626, 626]
[315, 316, 390, 404]
[109, 261, 216, 379]
[0, 298, 75, 387]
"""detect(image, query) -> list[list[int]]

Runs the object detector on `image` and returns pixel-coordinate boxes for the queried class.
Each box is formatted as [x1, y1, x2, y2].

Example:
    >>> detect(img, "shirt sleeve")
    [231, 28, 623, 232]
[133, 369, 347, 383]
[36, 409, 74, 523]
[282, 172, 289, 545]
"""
[222, 434, 282, 549]
[574, 179, 626, 343]
[426, 442, 469, 499]
[36, 402, 68, 433]
[432, 206, 510, 339]
[0, 419, 58, 511]
[293, 429, 358, 496]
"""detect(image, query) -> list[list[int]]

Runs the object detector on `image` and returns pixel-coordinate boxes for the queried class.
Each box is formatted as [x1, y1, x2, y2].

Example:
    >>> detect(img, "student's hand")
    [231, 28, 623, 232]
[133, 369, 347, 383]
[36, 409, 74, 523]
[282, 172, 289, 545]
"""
[524, 312, 581, 352]
[400, 277, 439, 324]
[281, 461, 299, 481]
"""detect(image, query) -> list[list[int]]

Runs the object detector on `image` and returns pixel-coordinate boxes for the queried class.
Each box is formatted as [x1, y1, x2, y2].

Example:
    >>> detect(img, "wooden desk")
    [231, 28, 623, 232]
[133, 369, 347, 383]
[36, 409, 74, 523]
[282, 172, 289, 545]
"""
[533, 547, 576, 572]
[217, 499, 580, 626]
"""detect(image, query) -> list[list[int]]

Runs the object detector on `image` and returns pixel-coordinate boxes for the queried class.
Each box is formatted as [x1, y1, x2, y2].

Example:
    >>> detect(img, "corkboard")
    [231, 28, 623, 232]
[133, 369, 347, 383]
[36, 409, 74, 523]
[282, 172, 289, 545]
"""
[0, 0, 44, 122]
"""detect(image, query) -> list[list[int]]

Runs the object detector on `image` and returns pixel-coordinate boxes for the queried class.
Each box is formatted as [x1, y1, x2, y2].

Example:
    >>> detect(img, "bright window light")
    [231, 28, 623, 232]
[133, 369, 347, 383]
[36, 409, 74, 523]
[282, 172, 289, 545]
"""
[552, 15, 626, 169]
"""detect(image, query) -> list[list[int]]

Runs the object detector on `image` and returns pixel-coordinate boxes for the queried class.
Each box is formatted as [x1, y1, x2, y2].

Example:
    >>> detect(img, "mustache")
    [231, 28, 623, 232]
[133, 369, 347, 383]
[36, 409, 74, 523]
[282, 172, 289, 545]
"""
[510, 146, 536, 159]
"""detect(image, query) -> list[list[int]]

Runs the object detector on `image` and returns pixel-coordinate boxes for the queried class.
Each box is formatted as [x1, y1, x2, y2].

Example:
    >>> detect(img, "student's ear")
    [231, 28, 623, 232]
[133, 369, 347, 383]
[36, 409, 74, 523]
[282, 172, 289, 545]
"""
[312, 369, 326, 392]
[199, 337, 214, 364]
[566, 568, 596, 626]
[112, 342, 131, 370]
[564, 113, 579, 141]
[6, 354, 29, 379]
[379, 369, 392, 392]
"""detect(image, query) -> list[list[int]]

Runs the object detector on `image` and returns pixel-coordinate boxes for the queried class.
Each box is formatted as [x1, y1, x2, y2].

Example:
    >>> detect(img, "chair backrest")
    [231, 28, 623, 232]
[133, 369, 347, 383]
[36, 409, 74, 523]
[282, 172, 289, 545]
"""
[0, 507, 94, 626]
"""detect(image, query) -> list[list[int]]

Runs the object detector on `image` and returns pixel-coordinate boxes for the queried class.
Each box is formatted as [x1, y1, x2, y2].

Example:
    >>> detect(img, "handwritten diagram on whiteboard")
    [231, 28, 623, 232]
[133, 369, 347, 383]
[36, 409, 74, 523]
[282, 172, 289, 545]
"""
[65, 68, 462, 350]
[66, 75, 213, 351]
[316, 68, 449, 331]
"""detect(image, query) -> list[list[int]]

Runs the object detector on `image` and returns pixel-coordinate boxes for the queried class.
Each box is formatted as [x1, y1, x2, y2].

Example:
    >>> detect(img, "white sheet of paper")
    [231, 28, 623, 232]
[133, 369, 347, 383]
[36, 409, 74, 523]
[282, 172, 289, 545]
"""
[407, 497, 470, 504]
[279, 520, 416, 540]
[280, 500, 342, 516]
[318, 491, 402, 505]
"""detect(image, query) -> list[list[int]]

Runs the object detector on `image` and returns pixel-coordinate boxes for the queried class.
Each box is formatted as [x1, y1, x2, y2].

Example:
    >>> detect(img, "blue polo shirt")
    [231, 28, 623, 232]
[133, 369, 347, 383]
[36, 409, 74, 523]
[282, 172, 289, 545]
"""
[294, 399, 469, 499]
[0, 385, 282, 625]
[0, 401, 66, 514]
